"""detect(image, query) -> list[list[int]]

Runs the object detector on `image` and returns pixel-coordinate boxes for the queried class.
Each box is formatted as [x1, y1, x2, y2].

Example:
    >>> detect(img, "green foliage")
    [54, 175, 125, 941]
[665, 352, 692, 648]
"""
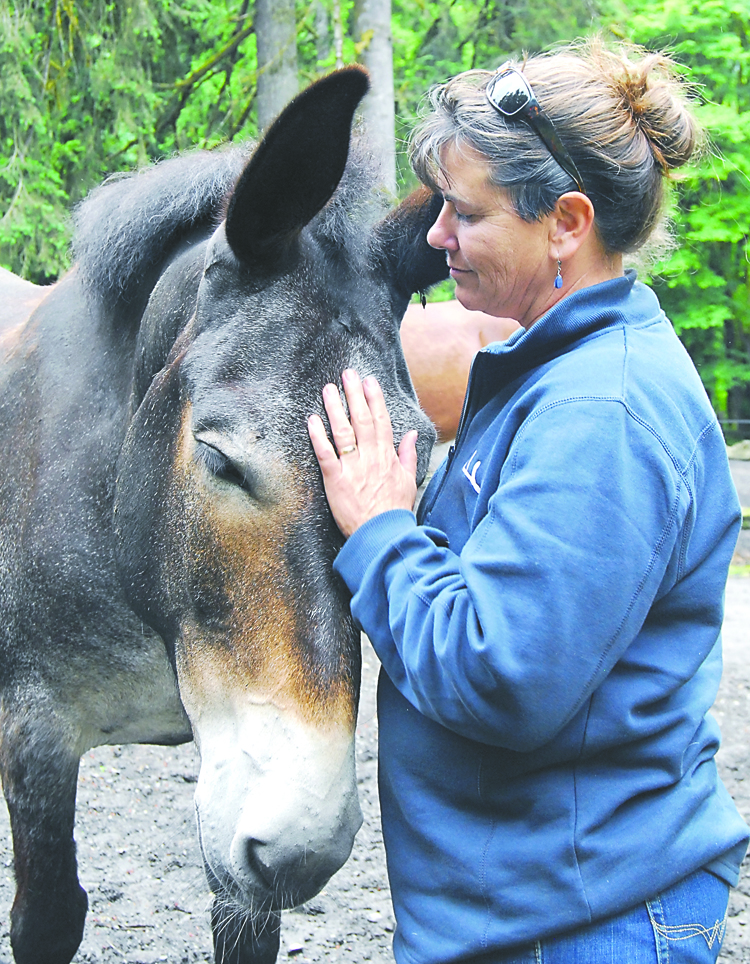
[0, 0, 260, 281]
[0, 0, 601, 281]
[390, 0, 602, 188]
[603, 0, 750, 423]
[2, 0, 749, 424]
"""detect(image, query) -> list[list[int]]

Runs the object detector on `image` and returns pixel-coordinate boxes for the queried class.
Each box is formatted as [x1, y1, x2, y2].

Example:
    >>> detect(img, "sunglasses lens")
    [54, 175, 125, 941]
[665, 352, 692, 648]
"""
[487, 73, 530, 116]
[485, 63, 587, 194]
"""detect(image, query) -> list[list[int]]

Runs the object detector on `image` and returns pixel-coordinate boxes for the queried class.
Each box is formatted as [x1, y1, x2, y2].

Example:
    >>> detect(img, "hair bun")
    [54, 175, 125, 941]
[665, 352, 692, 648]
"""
[609, 49, 700, 174]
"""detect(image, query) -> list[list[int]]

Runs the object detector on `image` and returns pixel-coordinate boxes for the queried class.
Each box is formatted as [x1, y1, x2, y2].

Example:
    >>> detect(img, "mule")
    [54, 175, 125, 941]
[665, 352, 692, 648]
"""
[0, 67, 447, 964]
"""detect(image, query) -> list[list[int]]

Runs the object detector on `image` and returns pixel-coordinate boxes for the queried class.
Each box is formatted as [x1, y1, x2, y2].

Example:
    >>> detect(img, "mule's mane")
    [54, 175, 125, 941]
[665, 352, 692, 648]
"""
[72, 138, 383, 306]
[72, 149, 247, 305]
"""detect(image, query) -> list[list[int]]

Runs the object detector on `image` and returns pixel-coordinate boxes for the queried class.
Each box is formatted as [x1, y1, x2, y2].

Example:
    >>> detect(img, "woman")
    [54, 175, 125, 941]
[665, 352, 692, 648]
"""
[307, 41, 749, 963]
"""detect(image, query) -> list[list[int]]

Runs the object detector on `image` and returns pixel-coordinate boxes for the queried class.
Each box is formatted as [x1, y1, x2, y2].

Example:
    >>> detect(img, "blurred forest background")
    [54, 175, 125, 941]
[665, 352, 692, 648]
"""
[1, 0, 748, 431]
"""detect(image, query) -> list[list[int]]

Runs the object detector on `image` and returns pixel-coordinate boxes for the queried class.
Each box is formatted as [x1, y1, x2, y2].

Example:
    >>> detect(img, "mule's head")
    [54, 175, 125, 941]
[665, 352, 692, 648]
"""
[114, 67, 447, 921]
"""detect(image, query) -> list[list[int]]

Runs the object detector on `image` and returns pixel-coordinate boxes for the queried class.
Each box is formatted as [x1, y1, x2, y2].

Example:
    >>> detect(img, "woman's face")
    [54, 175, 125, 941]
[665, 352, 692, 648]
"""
[426, 144, 557, 328]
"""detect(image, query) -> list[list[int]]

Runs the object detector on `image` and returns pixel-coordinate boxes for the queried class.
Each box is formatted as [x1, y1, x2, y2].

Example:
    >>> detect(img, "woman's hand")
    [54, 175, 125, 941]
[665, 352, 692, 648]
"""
[307, 369, 419, 538]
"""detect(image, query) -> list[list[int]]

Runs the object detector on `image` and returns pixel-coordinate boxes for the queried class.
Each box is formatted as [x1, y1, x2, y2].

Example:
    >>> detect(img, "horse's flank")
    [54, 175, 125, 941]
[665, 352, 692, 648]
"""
[0, 266, 52, 345]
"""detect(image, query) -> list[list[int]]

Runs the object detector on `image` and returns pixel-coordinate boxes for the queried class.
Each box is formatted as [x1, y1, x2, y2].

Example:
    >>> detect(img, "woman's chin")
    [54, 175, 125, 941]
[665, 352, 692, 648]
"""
[453, 288, 483, 314]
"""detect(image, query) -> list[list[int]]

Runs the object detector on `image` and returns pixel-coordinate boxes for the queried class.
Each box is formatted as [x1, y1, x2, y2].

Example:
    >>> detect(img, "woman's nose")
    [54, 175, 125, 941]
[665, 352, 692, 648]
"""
[426, 202, 458, 251]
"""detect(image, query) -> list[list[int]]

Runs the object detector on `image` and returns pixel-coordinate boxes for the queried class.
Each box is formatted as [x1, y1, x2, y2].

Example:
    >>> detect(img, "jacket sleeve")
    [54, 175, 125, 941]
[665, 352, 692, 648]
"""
[334, 398, 700, 751]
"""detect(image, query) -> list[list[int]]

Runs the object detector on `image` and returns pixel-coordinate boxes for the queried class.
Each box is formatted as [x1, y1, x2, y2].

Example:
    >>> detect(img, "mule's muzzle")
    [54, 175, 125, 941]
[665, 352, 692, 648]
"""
[193, 700, 362, 914]
[235, 828, 359, 908]
[198, 790, 362, 912]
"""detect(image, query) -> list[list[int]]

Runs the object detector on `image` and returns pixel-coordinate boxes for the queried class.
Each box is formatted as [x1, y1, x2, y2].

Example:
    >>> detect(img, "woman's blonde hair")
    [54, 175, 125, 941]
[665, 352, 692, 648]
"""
[410, 38, 702, 256]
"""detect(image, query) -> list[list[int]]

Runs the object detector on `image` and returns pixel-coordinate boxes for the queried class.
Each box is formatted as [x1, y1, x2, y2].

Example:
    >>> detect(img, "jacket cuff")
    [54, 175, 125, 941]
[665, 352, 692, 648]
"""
[334, 509, 418, 593]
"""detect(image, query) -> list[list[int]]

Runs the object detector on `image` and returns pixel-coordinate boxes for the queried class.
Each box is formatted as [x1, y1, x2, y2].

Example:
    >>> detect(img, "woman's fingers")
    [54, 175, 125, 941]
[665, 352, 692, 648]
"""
[342, 369, 379, 449]
[398, 430, 419, 479]
[361, 374, 395, 449]
[322, 381, 358, 457]
[322, 370, 392, 456]
[307, 413, 341, 478]
[308, 370, 419, 538]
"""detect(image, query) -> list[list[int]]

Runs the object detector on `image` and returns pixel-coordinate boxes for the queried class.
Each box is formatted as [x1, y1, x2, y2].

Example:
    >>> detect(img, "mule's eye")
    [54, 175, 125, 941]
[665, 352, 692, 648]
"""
[196, 441, 248, 490]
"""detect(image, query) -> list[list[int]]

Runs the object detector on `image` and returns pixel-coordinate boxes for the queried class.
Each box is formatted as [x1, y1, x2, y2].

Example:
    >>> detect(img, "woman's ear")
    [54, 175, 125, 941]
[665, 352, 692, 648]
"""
[549, 193, 596, 260]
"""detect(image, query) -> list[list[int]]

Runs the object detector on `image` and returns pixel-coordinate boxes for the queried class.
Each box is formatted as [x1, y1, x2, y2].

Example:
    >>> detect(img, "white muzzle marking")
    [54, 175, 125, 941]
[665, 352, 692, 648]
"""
[193, 700, 362, 908]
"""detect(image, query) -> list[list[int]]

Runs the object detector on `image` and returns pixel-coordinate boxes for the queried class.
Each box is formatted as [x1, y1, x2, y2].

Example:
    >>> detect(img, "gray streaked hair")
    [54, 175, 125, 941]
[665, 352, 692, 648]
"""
[409, 38, 701, 256]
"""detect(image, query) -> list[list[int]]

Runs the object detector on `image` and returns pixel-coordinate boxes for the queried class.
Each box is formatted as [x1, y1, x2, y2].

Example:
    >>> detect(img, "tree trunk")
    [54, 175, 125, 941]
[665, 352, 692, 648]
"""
[254, 0, 298, 133]
[353, 0, 396, 195]
[313, 1, 330, 64]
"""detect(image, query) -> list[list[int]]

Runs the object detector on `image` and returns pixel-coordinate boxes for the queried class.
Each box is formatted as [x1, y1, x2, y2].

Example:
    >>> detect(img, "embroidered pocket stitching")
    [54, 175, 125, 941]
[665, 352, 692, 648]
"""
[647, 902, 727, 949]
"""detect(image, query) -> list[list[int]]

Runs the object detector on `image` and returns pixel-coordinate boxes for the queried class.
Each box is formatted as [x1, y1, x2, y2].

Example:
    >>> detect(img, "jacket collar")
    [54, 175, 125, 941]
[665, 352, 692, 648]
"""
[483, 270, 662, 367]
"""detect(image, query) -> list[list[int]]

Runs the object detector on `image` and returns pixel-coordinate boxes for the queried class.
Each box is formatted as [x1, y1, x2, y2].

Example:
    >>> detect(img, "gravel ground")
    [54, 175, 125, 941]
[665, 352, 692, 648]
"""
[0, 464, 747, 964]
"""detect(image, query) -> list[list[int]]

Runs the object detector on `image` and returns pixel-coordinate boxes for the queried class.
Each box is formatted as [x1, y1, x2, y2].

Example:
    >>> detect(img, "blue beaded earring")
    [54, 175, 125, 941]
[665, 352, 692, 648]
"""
[554, 260, 563, 289]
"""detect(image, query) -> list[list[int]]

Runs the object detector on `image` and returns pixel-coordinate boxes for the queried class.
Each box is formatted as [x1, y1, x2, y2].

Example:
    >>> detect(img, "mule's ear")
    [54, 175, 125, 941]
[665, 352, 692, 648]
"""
[375, 187, 449, 297]
[226, 66, 370, 268]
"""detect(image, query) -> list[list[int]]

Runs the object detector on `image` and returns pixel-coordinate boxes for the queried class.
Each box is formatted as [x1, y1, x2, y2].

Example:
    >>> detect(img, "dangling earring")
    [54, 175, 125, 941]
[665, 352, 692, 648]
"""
[554, 260, 563, 289]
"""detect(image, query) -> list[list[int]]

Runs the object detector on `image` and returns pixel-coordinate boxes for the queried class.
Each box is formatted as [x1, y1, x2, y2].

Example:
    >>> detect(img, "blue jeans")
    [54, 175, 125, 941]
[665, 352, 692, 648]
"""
[474, 869, 730, 964]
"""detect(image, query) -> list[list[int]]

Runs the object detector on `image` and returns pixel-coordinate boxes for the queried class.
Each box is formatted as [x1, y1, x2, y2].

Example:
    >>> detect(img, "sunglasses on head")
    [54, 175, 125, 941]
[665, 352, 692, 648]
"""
[485, 62, 587, 195]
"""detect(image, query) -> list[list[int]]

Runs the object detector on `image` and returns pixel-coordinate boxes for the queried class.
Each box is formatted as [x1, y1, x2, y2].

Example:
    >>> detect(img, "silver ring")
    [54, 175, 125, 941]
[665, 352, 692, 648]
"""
[339, 443, 358, 456]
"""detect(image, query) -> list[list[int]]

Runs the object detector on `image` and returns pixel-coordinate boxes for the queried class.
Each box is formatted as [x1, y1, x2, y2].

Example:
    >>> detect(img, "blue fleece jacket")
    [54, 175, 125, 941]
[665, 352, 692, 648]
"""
[334, 272, 749, 964]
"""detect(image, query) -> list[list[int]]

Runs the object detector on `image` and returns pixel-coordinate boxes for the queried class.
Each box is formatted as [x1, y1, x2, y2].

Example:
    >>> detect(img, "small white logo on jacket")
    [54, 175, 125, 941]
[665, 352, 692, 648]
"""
[462, 451, 482, 494]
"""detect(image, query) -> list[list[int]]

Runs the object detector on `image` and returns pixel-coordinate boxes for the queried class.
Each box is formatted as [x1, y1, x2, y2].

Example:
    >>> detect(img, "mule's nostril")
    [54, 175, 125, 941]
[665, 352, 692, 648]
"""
[244, 838, 277, 889]
[239, 836, 333, 905]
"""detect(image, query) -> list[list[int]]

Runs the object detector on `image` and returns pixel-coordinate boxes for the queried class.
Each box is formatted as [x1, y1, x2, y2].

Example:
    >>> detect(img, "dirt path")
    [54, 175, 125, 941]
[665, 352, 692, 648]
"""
[0, 587, 748, 964]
